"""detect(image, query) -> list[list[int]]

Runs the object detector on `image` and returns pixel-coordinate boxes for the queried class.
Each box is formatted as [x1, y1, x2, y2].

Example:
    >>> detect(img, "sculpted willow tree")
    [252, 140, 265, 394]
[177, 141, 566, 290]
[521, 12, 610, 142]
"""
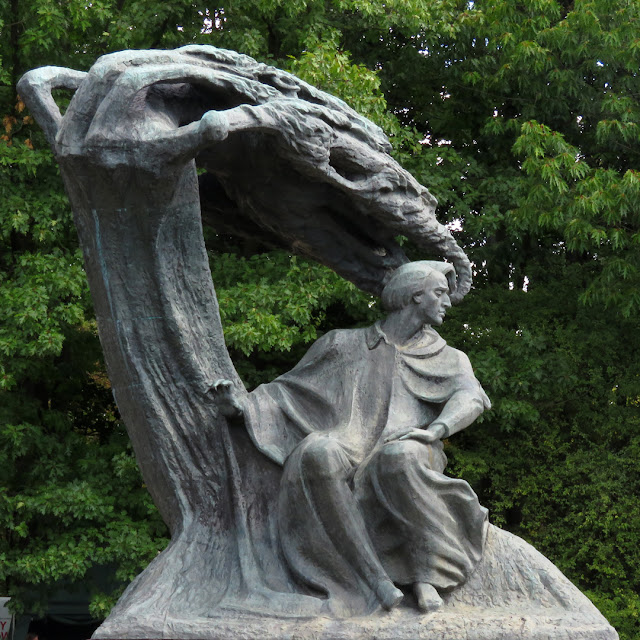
[19, 46, 618, 639]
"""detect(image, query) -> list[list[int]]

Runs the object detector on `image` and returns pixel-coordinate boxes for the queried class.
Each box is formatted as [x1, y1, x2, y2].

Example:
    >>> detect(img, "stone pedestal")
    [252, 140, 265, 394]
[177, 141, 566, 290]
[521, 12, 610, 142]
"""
[93, 525, 618, 640]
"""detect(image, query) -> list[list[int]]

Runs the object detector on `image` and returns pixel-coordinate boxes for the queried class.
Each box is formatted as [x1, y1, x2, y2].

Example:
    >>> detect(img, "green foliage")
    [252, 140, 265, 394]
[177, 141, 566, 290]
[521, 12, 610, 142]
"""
[1, 1, 639, 638]
[441, 262, 640, 638]
[0, 415, 168, 617]
[0, 0, 180, 617]
[0, 130, 168, 609]
[211, 252, 377, 387]
[288, 36, 425, 158]
[289, 35, 391, 129]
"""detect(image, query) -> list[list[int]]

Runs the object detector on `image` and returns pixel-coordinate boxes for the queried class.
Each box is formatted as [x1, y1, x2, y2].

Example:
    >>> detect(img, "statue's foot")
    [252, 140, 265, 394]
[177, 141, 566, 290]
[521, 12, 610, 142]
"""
[414, 582, 443, 613]
[375, 580, 404, 611]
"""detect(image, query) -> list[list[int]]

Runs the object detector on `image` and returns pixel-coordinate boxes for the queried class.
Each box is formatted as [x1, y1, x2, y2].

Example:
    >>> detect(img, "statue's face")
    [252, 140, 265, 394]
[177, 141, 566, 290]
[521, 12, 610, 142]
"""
[414, 271, 451, 326]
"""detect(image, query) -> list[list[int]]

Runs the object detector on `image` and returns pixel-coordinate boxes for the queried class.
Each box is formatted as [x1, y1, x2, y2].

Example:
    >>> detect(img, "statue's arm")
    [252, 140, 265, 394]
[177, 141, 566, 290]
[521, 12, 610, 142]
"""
[390, 389, 485, 445]
[425, 387, 487, 439]
[390, 351, 490, 444]
[204, 331, 339, 423]
[426, 350, 491, 440]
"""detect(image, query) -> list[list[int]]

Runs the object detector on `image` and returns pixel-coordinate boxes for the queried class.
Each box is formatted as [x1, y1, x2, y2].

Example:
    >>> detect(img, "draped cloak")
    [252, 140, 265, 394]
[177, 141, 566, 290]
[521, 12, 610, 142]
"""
[243, 322, 490, 616]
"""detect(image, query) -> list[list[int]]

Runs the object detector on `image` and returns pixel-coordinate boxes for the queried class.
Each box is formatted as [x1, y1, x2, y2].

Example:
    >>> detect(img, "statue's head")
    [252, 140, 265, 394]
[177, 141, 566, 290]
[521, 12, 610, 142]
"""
[381, 261, 455, 325]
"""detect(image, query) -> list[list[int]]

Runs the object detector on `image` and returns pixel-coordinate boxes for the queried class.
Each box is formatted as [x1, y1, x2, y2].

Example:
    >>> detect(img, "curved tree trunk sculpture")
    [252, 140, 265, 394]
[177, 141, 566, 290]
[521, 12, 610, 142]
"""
[18, 46, 473, 627]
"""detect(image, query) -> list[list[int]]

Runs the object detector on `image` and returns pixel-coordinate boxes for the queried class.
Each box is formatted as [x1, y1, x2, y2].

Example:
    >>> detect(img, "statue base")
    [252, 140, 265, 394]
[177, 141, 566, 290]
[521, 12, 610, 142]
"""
[93, 526, 617, 640]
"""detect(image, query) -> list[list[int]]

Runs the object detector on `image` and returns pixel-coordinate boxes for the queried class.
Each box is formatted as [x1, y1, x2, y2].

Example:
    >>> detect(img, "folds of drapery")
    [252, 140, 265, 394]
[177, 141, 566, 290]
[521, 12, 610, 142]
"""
[242, 325, 489, 616]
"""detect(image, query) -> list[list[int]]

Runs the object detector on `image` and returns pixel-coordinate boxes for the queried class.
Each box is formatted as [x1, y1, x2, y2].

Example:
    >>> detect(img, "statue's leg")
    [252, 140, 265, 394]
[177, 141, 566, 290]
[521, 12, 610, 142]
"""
[278, 433, 403, 616]
[355, 439, 488, 606]
[413, 582, 444, 613]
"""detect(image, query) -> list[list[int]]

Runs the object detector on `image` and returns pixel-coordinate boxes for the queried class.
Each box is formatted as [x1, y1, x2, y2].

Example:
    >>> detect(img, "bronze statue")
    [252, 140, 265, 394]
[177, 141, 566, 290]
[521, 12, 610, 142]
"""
[18, 45, 617, 640]
[211, 261, 489, 616]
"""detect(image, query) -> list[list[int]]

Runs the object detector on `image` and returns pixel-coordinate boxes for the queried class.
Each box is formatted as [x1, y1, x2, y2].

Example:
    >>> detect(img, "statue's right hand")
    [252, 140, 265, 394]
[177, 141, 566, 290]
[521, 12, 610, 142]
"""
[206, 379, 244, 418]
[384, 423, 444, 444]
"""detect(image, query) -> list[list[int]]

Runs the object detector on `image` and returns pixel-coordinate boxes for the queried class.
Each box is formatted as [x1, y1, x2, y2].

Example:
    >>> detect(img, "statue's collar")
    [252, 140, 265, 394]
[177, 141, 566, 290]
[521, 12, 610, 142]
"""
[365, 321, 447, 356]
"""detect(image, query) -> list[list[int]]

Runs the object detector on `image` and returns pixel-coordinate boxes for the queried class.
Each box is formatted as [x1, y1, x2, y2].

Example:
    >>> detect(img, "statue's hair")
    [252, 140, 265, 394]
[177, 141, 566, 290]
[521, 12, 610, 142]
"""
[381, 261, 456, 311]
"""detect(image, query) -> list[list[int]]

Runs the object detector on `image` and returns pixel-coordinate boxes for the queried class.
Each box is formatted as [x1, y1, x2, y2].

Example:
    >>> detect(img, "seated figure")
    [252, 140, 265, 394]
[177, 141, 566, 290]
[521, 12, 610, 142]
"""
[211, 261, 490, 617]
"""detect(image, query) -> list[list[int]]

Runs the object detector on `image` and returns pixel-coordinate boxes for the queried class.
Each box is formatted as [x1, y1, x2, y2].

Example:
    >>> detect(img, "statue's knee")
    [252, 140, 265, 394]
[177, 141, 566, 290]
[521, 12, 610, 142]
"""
[382, 438, 427, 460]
[377, 439, 431, 476]
[299, 435, 350, 479]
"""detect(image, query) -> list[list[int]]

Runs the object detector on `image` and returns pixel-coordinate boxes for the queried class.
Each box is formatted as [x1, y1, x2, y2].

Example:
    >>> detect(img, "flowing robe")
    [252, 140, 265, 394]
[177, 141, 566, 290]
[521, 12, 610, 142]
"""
[244, 322, 490, 616]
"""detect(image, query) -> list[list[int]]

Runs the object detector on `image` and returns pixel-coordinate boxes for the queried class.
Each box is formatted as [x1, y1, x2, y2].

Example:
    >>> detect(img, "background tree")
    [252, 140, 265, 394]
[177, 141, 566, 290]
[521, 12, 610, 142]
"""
[0, 0, 638, 637]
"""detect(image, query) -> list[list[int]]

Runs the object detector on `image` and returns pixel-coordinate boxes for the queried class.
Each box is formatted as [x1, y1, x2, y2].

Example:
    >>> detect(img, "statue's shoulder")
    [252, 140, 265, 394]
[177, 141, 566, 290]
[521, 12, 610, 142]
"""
[441, 342, 474, 373]
[288, 327, 368, 373]
[309, 326, 368, 352]
[440, 342, 489, 405]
